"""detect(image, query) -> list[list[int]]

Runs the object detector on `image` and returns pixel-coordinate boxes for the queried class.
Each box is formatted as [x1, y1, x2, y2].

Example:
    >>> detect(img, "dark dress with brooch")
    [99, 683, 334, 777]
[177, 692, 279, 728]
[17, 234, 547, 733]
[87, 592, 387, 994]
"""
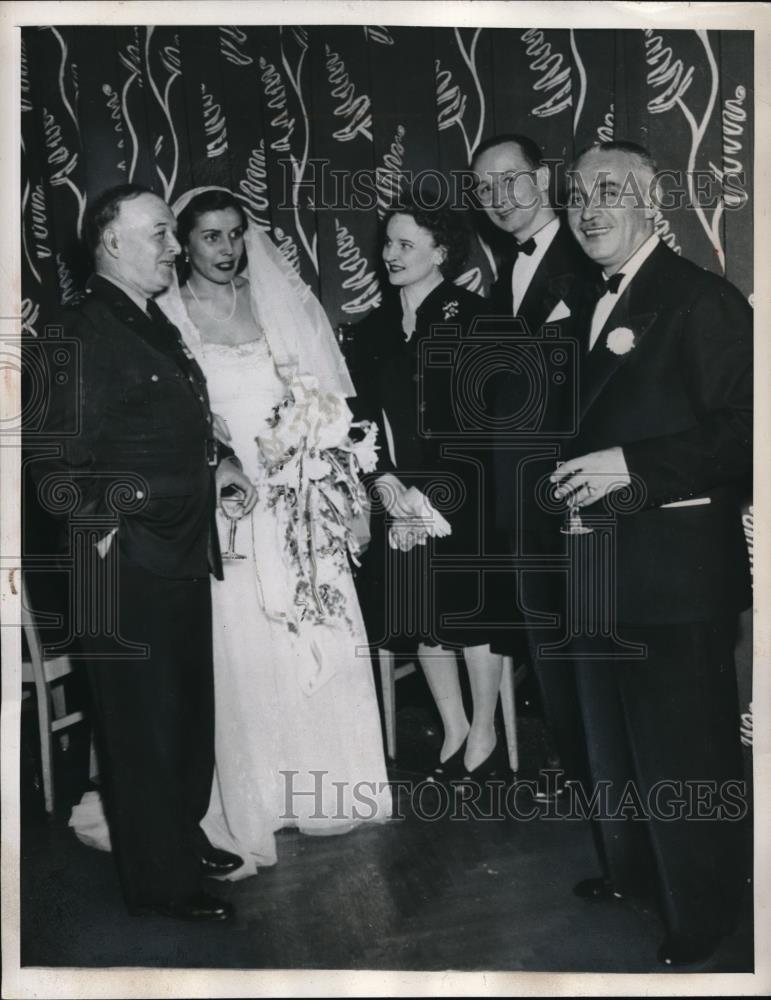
[347, 280, 517, 654]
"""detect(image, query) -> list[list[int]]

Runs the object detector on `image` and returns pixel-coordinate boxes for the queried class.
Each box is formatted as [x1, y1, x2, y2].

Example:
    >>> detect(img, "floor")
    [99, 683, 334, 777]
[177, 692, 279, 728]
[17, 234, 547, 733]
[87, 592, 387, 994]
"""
[17, 668, 754, 975]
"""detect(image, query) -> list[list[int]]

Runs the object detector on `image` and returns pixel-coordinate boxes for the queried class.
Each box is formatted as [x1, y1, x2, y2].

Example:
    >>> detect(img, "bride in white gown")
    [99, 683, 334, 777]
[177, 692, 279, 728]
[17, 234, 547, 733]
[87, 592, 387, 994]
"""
[159, 188, 392, 878]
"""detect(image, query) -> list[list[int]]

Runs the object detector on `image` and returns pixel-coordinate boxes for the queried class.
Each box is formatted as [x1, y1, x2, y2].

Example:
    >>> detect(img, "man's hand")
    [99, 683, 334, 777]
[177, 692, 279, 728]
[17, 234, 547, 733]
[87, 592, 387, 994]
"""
[216, 457, 258, 514]
[550, 447, 631, 507]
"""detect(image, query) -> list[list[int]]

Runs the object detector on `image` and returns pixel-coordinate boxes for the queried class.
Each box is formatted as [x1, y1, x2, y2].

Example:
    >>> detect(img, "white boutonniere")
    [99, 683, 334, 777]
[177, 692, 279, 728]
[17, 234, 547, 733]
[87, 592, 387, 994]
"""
[606, 326, 636, 356]
[442, 300, 459, 320]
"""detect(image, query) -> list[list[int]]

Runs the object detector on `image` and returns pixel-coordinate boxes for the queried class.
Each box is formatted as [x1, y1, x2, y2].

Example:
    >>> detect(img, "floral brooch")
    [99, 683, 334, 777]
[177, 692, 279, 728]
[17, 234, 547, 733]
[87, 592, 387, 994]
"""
[606, 326, 636, 356]
[442, 300, 459, 320]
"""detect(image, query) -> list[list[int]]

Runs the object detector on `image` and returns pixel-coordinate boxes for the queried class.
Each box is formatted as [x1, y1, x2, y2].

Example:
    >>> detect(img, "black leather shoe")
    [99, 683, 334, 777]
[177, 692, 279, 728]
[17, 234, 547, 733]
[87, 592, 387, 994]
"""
[428, 738, 467, 784]
[657, 931, 722, 967]
[460, 738, 509, 784]
[573, 877, 625, 902]
[129, 892, 234, 922]
[532, 770, 571, 802]
[200, 846, 243, 876]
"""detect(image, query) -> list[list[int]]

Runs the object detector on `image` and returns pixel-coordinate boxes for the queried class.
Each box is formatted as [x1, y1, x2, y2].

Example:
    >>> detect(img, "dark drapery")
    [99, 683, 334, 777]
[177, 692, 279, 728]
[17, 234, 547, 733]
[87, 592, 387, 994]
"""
[21, 24, 753, 331]
[19, 23, 754, 711]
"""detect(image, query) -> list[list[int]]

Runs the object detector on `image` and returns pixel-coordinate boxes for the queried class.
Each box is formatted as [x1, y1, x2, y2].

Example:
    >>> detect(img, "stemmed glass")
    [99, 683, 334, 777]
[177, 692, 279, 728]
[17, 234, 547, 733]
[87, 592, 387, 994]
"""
[555, 462, 593, 536]
[560, 493, 593, 536]
[220, 488, 248, 560]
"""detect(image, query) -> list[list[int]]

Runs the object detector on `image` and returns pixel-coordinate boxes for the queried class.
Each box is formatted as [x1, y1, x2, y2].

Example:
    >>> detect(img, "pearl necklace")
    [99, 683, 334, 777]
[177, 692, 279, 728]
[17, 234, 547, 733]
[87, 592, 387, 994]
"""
[187, 278, 237, 323]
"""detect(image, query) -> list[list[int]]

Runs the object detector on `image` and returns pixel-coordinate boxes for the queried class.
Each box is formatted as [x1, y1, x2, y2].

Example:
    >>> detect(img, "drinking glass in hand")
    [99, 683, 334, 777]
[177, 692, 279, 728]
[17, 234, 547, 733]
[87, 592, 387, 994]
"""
[554, 462, 593, 536]
[560, 494, 593, 536]
[220, 488, 248, 560]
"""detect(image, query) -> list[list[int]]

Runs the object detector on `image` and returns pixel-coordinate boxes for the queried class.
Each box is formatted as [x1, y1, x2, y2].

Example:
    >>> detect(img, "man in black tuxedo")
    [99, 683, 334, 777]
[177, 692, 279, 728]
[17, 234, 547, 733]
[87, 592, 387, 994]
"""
[470, 135, 597, 786]
[552, 141, 752, 966]
[472, 133, 595, 334]
[36, 185, 256, 920]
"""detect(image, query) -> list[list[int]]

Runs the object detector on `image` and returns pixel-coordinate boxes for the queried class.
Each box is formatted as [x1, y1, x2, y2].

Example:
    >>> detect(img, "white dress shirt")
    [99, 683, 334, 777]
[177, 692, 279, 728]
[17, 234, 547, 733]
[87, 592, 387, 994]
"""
[588, 233, 659, 350]
[510, 216, 560, 315]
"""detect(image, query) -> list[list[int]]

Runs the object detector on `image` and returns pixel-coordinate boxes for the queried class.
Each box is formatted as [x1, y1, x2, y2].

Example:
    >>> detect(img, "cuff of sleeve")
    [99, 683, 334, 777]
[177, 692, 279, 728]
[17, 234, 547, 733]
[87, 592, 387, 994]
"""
[622, 441, 694, 510]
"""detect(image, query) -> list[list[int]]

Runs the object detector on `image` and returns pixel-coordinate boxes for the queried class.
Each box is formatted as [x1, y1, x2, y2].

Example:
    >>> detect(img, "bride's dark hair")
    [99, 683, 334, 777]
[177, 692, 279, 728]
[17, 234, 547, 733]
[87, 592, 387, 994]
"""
[176, 189, 249, 283]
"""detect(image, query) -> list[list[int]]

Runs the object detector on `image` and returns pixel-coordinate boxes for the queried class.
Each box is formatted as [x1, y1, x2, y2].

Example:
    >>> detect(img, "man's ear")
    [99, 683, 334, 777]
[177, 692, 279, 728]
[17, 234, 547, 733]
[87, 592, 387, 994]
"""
[535, 163, 551, 194]
[643, 175, 661, 220]
[101, 226, 120, 259]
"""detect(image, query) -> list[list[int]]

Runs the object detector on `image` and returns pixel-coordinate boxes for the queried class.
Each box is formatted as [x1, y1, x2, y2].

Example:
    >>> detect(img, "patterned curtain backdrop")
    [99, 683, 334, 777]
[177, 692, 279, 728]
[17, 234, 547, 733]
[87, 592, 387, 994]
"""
[19, 22, 755, 714]
[20, 24, 753, 333]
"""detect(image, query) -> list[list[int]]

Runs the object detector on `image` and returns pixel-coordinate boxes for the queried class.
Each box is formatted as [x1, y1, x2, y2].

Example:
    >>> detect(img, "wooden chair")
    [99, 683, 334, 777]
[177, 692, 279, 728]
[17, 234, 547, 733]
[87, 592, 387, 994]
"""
[377, 650, 525, 773]
[21, 574, 85, 813]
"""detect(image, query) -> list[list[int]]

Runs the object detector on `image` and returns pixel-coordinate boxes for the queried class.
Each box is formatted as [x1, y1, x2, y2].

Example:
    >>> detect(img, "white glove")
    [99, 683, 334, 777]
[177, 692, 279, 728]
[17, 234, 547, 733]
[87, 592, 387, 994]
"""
[375, 475, 451, 538]
[388, 521, 429, 552]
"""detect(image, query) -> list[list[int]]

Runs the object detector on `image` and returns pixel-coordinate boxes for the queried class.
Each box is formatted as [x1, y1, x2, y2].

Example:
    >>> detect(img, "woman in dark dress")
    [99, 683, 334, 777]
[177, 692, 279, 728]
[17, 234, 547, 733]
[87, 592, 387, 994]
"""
[349, 200, 514, 779]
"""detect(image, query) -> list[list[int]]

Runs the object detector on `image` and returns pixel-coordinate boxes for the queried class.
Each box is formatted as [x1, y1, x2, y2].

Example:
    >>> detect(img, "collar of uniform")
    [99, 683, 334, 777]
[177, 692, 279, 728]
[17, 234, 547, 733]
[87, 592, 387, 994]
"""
[86, 273, 153, 325]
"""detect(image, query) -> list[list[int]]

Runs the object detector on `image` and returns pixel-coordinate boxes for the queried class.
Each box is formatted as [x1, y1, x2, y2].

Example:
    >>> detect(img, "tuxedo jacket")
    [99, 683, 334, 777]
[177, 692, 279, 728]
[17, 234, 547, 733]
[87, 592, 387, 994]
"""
[569, 241, 752, 624]
[488, 219, 597, 337]
[37, 275, 226, 580]
[489, 221, 599, 539]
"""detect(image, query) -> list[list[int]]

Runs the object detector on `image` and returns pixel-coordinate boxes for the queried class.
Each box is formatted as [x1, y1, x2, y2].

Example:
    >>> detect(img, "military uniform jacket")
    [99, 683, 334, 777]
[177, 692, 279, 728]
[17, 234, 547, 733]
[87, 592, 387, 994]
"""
[38, 275, 226, 580]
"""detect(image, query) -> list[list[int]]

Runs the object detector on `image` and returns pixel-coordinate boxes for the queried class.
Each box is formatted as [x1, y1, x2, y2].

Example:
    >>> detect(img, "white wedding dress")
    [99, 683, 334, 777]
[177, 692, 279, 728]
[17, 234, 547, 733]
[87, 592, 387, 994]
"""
[199, 335, 392, 878]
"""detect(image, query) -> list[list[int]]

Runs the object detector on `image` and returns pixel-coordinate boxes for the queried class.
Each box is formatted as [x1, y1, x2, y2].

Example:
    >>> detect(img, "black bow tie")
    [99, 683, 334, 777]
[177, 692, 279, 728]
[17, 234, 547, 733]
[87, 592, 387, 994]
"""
[511, 237, 536, 260]
[595, 272, 625, 298]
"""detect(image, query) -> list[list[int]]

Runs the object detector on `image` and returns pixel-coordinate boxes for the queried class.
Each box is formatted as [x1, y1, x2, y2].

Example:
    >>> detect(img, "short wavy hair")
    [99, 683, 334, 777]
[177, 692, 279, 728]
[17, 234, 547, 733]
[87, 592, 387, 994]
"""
[471, 132, 545, 172]
[83, 183, 152, 256]
[382, 199, 470, 280]
[572, 139, 658, 176]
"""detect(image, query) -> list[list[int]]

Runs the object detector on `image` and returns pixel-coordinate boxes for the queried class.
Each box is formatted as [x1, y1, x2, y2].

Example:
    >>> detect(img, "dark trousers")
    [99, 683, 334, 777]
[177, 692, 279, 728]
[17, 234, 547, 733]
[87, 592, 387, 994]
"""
[571, 616, 747, 938]
[519, 558, 590, 783]
[81, 550, 214, 908]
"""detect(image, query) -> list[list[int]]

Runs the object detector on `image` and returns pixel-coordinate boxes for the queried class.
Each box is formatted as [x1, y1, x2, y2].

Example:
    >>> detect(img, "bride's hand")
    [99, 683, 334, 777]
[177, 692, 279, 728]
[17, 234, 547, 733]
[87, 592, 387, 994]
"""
[212, 412, 232, 445]
[216, 458, 258, 514]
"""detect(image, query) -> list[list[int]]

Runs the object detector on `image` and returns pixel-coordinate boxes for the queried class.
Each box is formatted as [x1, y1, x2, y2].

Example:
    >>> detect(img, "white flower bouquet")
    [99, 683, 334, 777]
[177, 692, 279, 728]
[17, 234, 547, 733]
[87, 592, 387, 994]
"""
[256, 374, 379, 575]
